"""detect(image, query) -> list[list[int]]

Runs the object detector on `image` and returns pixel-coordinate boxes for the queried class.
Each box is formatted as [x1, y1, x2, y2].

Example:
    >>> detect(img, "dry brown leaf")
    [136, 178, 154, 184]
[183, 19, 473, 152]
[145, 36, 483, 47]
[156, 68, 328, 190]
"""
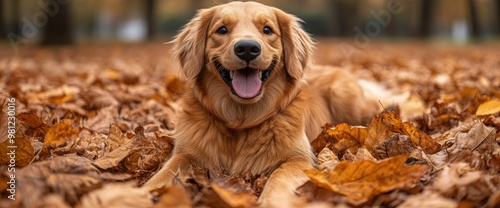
[353, 147, 376, 162]
[396, 190, 457, 208]
[79, 182, 153, 208]
[25, 85, 80, 104]
[210, 183, 257, 208]
[432, 162, 496, 202]
[476, 100, 500, 116]
[445, 119, 498, 156]
[403, 122, 441, 154]
[373, 134, 416, 160]
[17, 112, 50, 138]
[312, 123, 366, 158]
[365, 111, 405, 153]
[317, 147, 340, 171]
[311, 124, 333, 155]
[0, 134, 34, 167]
[91, 136, 140, 170]
[154, 184, 192, 208]
[42, 119, 79, 154]
[328, 123, 366, 155]
[365, 111, 441, 156]
[15, 155, 103, 207]
[305, 155, 430, 205]
[92, 126, 172, 175]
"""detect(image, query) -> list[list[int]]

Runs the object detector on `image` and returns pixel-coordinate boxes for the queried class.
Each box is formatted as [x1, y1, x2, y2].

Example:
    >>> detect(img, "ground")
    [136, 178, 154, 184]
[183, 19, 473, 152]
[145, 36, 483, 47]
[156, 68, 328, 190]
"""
[0, 40, 499, 208]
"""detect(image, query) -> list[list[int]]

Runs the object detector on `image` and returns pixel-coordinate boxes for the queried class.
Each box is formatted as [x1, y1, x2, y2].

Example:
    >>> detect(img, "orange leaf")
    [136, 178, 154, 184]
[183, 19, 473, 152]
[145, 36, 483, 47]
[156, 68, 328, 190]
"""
[155, 185, 192, 208]
[365, 111, 440, 155]
[210, 183, 257, 208]
[320, 123, 367, 157]
[42, 120, 79, 152]
[403, 122, 441, 154]
[0, 135, 34, 167]
[476, 100, 500, 116]
[305, 155, 430, 204]
[365, 111, 405, 153]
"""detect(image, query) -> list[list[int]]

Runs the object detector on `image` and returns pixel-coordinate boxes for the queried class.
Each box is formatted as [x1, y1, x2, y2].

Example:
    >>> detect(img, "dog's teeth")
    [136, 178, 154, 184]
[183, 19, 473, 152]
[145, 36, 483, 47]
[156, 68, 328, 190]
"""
[230, 71, 234, 79]
[259, 71, 263, 79]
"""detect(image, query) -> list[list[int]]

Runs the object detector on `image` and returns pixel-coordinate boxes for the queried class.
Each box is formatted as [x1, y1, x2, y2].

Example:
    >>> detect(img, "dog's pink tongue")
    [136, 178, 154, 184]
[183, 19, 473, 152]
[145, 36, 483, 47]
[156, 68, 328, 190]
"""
[231, 70, 262, 98]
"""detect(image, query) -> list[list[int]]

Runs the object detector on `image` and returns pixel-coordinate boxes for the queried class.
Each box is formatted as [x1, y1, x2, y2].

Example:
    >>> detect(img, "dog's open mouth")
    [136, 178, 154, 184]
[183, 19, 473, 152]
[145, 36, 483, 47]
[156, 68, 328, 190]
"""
[216, 59, 275, 99]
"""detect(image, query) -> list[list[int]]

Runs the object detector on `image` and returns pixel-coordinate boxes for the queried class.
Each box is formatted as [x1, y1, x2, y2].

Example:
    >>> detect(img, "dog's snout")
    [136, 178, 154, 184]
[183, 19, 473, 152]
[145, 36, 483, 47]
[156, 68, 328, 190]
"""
[234, 40, 261, 63]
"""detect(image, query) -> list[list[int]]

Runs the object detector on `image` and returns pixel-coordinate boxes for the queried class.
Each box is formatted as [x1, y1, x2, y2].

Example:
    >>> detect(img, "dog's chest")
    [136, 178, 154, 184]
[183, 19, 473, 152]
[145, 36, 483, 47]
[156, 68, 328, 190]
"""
[199, 125, 283, 175]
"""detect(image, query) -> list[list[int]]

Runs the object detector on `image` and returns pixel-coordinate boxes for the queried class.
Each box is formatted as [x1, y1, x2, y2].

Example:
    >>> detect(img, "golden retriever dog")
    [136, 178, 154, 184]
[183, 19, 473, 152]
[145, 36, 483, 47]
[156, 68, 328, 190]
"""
[143, 1, 380, 207]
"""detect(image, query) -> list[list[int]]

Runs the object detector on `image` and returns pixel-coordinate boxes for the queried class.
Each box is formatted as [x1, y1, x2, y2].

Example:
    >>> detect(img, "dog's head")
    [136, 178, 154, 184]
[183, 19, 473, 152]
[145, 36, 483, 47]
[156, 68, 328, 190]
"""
[172, 1, 313, 104]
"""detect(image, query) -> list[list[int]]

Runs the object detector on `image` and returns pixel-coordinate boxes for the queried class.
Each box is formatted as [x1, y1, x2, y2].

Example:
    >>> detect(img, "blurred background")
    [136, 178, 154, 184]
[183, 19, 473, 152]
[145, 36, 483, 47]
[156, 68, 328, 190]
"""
[0, 0, 499, 47]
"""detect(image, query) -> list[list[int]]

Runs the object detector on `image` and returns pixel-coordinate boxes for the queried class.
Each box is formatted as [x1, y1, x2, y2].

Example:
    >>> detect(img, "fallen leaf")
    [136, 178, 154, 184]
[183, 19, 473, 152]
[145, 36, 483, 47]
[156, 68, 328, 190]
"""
[91, 135, 140, 170]
[305, 155, 430, 205]
[79, 182, 153, 208]
[0, 134, 34, 167]
[432, 162, 496, 202]
[365, 111, 406, 153]
[397, 190, 457, 208]
[15, 155, 103, 207]
[154, 184, 192, 208]
[403, 122, 441, 154]
[92, 126, 172, 175]
[365, 111, 441, 155]
[17, 112, 50, 138]
[312, 123, 366, 158]
[445, 119, 498, 155]
[42, 119, 79, 154]
[317, 147, 340, 171]
[373, 134, 416, 160]
[209, 183, 257, 208]
[475, 100, 500, 116]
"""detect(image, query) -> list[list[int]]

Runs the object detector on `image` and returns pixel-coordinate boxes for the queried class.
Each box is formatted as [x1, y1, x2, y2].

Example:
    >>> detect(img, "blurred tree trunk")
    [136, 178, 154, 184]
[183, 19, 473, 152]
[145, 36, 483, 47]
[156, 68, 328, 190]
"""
[41, 2, 73, 45]
[145, 0, 155, 39]
[497, 0, 500, 35]
[329, 0, 358, 37]
[11, 0, 20, 36]
[419, 0, 435, 38]
[468, 0, 480, 38]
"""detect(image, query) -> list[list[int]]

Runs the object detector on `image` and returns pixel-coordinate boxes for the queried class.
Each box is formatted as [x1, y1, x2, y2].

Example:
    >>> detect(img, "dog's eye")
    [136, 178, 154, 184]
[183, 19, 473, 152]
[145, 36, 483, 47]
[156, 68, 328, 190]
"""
[216, 26, 228, 35]
[263, 26, 273, 35]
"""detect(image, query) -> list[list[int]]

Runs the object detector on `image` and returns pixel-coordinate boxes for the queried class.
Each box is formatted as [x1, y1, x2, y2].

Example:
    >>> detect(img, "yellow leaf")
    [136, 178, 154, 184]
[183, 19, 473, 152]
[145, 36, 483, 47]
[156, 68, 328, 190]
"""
[476, 100, 500, 116]
[305, 155, 430, 204]
[105, 69, 120, 80]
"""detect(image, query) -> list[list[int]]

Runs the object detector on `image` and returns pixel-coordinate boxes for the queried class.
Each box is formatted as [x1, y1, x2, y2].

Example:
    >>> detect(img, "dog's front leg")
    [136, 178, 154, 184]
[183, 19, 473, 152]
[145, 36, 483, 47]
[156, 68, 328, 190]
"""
[142, 154, 191, 191]
[258, 159, 312, 208]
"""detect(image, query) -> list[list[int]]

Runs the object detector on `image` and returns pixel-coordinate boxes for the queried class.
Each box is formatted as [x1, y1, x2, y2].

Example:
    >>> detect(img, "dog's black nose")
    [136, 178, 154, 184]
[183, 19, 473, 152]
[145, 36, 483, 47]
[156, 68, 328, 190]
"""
[234, 40, 261, 63]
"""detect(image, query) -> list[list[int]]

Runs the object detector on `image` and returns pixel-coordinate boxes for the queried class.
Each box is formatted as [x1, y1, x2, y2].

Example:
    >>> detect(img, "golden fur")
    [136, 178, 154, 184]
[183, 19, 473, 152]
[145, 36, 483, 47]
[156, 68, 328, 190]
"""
[143, 1, 379, 207]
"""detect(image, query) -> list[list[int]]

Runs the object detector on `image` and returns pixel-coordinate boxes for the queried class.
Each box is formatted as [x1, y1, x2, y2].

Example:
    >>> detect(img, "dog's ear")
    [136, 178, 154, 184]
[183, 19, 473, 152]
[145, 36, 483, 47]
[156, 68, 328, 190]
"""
[274, 9, 314, 80]
[171, 8, 215, 80]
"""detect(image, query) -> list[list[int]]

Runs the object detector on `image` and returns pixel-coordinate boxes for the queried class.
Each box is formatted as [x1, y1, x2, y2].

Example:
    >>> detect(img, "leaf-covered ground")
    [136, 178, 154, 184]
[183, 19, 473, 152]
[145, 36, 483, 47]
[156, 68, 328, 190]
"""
[1, 41, 499, 208]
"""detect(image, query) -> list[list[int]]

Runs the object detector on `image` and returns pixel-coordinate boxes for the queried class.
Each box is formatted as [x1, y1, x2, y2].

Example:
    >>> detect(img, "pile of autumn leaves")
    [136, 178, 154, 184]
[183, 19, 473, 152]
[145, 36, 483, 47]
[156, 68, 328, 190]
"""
[0, 43, 499, 208]
[303, 108, 499, 207]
